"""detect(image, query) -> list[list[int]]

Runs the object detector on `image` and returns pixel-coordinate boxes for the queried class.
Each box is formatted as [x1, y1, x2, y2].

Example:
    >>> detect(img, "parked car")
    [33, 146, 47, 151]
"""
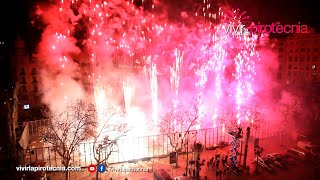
[266, 154, 285, 168]
[297, 141, 320, 157]
[261, 158, 276, 170]
[253, 157, 274, 172]
[274, 154, 291, 166]
[286, 148, 309, 160]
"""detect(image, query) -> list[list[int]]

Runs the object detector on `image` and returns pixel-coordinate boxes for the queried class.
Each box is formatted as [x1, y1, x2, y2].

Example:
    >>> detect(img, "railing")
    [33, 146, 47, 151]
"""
[23, 120, 280, 167]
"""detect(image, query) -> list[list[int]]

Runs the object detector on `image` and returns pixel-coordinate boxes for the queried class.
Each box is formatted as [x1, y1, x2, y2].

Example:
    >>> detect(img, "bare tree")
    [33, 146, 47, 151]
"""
[278, 96, 303, 145]
[158, 103, 200, 167]
[241, 103, 263, 130]
[40, 100, 97, 180]
[92, 104, 128, 180]
[7, 83, 20, 164]
[217, 106, 238, 132]
[218, 103, 263, 136]
[279, 96, 303, 131]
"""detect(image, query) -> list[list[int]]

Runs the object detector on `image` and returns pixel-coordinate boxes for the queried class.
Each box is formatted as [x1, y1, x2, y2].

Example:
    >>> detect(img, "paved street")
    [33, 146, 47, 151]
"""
[44, 136, 318, 180]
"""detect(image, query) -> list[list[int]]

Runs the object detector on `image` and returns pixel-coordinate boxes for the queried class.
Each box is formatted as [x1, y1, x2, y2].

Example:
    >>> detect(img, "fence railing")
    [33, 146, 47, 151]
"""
[23, 120, 279, 167]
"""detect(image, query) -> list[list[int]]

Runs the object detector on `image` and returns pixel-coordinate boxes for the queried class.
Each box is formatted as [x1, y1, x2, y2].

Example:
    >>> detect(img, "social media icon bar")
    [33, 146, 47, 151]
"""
[88, 164, 96, 173]
[97, 164, 107, 173]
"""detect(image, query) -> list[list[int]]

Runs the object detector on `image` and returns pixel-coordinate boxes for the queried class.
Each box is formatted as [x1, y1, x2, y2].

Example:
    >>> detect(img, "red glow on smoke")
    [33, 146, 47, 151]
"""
[36, 0, 278, 134]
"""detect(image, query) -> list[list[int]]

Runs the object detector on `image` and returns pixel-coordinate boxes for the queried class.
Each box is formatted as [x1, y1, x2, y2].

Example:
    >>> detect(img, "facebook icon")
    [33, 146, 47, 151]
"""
[97, 164, 107, 173]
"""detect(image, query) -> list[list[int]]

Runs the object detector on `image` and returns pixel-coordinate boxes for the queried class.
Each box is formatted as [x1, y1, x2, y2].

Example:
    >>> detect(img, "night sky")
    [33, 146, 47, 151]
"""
[232, 0, 319, 28]
[0, 0, 318, 89]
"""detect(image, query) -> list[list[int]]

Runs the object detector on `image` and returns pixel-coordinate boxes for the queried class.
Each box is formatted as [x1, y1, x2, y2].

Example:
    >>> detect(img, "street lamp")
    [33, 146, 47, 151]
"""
[185, 131, 197, 177]
[254, 145, 263, 175]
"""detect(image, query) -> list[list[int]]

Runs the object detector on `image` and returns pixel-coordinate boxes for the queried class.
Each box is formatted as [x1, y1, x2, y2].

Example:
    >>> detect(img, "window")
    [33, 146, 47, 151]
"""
[30, 58, 37, 64]
[307, 56, 311, 62]
[23, 104, 30, 110]
[289, 49, 293, 53]
[288, 64, 292, 69]
[295, 49, 299, 52]
[294, 71, 297, 76]
[294, 65, 297, 70]
[21, 77, 26, 84]
[32, 76, 37, 83]
[300, 56, 305, 62]
[313, 56, 318, 62]
[22, 85, 27, 92]
[20, 68, 25, 75]
[288, 71, 292, 76]
[300, 48, 305, 52]
[307, 48, 310, 52]
[22, 95, 29, 100]
[306, 65, 310, 70]
[33, 86, 38, 92]
[279, 48, 284, 52]
[312, 65, 316, 70]
[31, 68, 37, 75]
[300, 66, 304, 70]
[315, 48, 319, 52]
[295, 56, 298, 62]
[289, 56, 293, 61]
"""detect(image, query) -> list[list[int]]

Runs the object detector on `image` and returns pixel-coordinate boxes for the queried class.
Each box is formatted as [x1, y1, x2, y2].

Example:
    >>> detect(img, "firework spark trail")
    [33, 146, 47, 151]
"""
[211, 43, 227, 128]
[170, 48, 184, 128]
[150, 63, 158, 131]
[194, 45, 215, 129]
[93, 85, 107, 135]
[233, 36, 259, 124]
[123, 78, 135, 112]
[170, 48, 184, 103]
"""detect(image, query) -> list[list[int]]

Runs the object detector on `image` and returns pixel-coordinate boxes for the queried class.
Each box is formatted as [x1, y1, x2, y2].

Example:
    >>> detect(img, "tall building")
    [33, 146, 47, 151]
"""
[12, 38, 43, 121]
[276, 33, 320, 132]
[279, 33, 320, 86]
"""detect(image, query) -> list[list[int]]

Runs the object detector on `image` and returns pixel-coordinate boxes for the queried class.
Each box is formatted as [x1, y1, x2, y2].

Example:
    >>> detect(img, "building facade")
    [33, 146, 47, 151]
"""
[12, 38, 43, 122]
[279, 33, 320, 86]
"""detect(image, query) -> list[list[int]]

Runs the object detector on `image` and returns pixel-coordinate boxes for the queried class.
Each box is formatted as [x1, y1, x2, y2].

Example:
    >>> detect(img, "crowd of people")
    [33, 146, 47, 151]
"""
[205, 153, 229, 179]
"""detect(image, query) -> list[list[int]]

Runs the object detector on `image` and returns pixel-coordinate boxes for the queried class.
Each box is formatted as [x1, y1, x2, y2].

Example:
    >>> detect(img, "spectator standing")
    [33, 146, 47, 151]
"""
[216, 169, 219, 179]
[216, 159, 220, 169]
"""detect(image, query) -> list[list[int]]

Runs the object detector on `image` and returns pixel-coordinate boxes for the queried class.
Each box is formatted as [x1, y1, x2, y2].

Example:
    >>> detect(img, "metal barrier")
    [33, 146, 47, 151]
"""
[24, 120, 279, 167]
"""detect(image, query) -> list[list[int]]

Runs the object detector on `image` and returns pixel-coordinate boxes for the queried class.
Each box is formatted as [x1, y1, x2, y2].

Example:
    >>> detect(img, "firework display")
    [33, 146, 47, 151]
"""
[37, 0, 264, 137]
